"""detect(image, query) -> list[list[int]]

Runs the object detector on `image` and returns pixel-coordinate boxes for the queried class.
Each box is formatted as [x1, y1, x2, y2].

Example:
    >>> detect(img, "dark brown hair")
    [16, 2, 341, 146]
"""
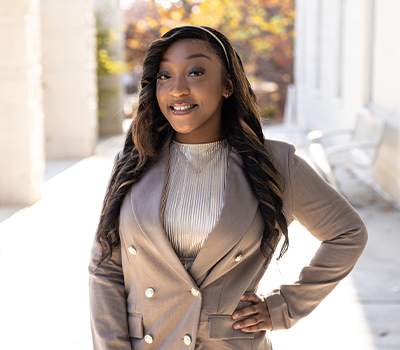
[96, 26, 288, 266]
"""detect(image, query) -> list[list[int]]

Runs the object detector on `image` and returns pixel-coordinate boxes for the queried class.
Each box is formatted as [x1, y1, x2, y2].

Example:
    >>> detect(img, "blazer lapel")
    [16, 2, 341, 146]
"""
[130, 138, 259, 289]
[188, 149, 259, 288]
[129, 135, 196, 287]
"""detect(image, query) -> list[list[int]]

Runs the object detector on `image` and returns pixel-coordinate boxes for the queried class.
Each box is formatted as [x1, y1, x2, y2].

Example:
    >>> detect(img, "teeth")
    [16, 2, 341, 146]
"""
[172, 105, 194, 111]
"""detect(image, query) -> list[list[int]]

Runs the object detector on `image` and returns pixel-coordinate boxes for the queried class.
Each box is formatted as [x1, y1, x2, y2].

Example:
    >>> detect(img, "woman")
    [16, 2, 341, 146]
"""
[89, 26, 367, 350]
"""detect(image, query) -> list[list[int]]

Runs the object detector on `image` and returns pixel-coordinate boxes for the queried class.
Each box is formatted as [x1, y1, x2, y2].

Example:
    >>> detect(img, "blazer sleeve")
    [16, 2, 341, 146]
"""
[89, 150, 131, 350]
[264, 144, 368, 330]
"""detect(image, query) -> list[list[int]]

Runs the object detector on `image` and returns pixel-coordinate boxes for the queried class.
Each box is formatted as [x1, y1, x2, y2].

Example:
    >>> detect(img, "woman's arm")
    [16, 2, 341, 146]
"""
[89, 151, 132, 349]
[263, 144, 368, 330]
[89, 240, 131, 349]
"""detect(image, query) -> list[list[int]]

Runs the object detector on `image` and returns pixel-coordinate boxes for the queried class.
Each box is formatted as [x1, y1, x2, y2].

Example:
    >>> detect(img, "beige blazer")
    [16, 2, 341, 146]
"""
[89, 138, 367, 350]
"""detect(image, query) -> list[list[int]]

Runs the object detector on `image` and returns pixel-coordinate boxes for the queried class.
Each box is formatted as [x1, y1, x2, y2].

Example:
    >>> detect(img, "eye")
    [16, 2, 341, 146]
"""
[189, 68, 205, 77]
[156, 73, 170, 81]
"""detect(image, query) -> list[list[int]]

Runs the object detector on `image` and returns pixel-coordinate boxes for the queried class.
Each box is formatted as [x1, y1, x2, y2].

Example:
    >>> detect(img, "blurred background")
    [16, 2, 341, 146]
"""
[0, 0, 295, 206]
[0, 0, 399, 349]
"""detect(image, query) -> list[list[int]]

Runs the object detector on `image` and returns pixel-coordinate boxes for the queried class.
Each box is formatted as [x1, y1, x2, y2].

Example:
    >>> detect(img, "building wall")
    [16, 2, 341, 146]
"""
[0, 0, 45, 205]
[367, 0, 400, 201]
[0, 0, 99, 205]
[41, 0, 98, 159]
[295, 0, 400, 204]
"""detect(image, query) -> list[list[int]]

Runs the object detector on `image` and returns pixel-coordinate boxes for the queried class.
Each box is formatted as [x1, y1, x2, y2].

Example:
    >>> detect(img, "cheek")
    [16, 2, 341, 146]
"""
[205, 80, 224, 98]
[156, 87, 165, 110]
[155, 85, 161, 102]
[156, 90, 171, 120]
[202, 86, 223, 109]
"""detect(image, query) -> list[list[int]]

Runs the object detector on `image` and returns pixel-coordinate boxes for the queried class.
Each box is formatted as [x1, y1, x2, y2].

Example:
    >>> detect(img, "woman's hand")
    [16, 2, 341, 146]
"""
[232, 293, 272, 332]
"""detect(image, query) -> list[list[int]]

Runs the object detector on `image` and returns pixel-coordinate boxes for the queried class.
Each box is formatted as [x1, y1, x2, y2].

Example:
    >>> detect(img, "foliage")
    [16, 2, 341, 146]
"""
[97, 15, 127, 75]
[96, 12, 127, 120]
[124, 0, 294, 119]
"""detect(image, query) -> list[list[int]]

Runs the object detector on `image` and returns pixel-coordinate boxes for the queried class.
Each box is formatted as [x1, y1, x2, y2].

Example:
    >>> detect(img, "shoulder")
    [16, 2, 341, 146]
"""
[262, 139, 296, 222]
[114, 150, 124, 163]
[263, 139, 295, 173]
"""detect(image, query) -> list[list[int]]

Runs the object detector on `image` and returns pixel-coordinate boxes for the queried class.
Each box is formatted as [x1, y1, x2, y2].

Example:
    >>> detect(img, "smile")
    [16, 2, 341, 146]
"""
[169, 104, 198, 115]
[171, 105, 195, 111]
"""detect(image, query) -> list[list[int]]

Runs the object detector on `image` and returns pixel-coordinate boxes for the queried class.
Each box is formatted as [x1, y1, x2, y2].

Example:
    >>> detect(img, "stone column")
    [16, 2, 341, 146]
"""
[41, 0, 98, 158]
[96, 0, 124, 136]
[0, 0, 45, 205]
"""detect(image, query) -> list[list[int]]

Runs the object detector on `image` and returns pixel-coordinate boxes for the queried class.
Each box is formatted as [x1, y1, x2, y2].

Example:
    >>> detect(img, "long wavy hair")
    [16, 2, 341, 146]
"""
[96, 26, 289, 266]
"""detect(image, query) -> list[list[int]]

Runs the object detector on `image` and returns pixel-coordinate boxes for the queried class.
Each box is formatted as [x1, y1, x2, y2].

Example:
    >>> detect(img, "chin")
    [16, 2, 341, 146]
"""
[169, 123, 195, 135]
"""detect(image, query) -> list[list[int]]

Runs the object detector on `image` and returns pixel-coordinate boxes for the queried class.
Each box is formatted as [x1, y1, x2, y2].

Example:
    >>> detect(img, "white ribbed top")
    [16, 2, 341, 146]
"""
[161, 139, 229, 270]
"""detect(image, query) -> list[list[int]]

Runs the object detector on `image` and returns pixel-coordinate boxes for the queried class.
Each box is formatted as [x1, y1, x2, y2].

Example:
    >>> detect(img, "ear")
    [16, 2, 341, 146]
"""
[223, 73, 234, 99]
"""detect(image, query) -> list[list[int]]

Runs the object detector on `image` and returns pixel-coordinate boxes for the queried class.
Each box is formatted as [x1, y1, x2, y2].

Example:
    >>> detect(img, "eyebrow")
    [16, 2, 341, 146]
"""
[161, 53, 213, 62]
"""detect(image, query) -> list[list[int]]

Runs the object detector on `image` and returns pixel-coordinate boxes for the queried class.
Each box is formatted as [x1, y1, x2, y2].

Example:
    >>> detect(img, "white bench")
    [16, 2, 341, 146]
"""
[306, 114, 386, 189]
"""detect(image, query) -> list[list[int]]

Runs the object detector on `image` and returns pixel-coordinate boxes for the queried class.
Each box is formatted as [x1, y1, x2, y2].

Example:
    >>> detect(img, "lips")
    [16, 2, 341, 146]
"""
[169, 103, 197, 115]
[171, 105, 195, 111]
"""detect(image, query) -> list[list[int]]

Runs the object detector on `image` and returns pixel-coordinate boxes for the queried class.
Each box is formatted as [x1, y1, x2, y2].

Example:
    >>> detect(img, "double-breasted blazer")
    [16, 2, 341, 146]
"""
[89, 137, 368, 350]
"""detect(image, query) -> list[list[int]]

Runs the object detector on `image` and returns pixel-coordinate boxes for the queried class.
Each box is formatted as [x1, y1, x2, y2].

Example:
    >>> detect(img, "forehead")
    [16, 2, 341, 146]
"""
[161, 39, 221, 65]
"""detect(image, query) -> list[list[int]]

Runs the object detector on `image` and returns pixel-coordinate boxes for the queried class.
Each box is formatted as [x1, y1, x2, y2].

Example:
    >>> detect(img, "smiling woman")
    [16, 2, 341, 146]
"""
[89, 26, 367, 350]
[156, 39, 232, 143]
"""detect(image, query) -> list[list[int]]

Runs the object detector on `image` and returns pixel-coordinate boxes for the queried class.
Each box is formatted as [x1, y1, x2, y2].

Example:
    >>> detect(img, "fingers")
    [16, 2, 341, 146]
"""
[234, 319, 269, 332]
[240, 292, 262, 303]
[233, 313, 271, 332]
[233, 314, 260, 329]
[232, 304, 258, 319]
[232, 293, 272, 332]
[232, 293, 261, 319]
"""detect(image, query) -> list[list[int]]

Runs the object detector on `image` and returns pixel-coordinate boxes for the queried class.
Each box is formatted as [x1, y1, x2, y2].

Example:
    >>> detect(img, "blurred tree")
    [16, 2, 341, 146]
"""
[124, 0, 294, 120]
[96, 13, 126, 117]
[97, 24, 126, 76]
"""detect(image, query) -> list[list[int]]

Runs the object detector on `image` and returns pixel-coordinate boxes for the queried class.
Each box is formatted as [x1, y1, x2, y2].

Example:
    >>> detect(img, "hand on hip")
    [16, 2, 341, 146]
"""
[232, 292, 272, 332]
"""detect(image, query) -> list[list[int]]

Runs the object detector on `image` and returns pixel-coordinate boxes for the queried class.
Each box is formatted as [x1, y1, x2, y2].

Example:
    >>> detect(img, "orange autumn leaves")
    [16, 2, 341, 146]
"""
[124, 0, 294, 118]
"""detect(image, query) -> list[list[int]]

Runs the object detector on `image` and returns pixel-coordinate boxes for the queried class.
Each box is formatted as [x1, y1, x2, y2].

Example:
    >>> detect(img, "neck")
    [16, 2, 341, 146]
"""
[173, 132, 222, 144]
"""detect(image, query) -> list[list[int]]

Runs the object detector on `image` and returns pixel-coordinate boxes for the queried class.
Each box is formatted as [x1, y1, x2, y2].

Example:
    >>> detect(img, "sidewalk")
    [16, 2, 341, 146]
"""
[0, 134, 125, 350]
[0, 124, 399, 350]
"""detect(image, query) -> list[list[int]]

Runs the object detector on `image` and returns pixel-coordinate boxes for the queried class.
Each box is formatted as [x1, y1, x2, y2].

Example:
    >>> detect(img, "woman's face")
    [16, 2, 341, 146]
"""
[156, 39, 232, 143]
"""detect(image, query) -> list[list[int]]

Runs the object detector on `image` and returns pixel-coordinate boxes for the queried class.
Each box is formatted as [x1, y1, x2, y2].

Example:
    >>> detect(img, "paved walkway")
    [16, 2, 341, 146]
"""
[0, 124, 399, 350]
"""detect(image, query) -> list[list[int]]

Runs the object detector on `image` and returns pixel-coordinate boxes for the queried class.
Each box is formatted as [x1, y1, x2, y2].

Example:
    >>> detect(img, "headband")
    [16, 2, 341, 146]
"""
[173, 25, 229, 66]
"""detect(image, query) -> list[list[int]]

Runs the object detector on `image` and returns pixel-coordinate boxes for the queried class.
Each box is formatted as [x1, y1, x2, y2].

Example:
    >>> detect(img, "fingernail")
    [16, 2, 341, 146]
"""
[233, 323, 240, 329]
[241, 295, 245, 299]
[232, 312, 239, 319]
[241, 328, 248, 332]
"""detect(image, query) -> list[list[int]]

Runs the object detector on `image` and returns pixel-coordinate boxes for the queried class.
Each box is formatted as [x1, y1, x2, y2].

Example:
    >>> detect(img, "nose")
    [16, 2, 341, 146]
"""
[169, 75, 190, 97]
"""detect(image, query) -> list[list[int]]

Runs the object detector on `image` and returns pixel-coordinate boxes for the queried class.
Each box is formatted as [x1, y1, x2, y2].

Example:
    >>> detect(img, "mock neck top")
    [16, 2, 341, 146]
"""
[161, 139, 230, 270]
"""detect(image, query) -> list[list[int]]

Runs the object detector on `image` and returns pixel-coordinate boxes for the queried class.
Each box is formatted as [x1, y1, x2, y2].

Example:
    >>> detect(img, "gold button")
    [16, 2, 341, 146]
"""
[128, 246, 137, 255]
[191, 288, 200, 297]
[234, 254, 243, 262]
[183, 334, 192, 345]
[144, 335, 153, 344]
[145, 288, 155, 298]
